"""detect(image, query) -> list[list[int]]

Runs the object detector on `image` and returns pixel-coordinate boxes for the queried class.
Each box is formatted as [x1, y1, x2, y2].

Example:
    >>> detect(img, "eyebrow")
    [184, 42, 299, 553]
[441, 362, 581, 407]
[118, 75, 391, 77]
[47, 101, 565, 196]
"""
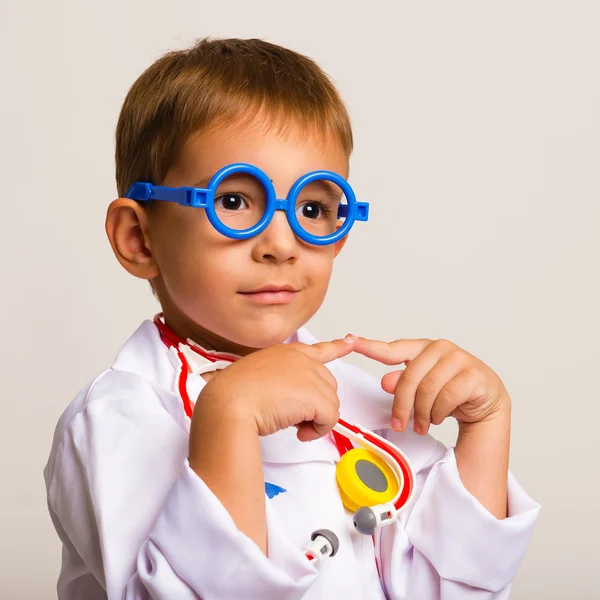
[304, 179, 344, 201]
[189, 175, 275, 188]
[189, 176, 212, 188]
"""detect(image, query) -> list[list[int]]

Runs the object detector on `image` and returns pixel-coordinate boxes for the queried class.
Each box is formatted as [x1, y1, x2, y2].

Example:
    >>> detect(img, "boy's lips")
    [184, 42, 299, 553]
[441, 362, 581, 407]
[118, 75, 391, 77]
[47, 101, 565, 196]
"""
[239, 284, 300, 305]
[240, 284, 299, 294]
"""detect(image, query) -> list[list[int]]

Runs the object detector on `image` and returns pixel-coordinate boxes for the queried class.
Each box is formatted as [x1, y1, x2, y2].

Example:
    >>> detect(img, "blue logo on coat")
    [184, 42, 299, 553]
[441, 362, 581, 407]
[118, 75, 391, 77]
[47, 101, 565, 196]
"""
[264, 482, 287, 498]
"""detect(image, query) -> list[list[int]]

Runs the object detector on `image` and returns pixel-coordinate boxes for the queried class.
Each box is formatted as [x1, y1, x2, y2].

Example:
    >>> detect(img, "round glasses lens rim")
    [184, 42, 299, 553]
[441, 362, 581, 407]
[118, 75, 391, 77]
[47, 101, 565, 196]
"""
[286, 170, 356, 244]
[205, 163, 276, 238]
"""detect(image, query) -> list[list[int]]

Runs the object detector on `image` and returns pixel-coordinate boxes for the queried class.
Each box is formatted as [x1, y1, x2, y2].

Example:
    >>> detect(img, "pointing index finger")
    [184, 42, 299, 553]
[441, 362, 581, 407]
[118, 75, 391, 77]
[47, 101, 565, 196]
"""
[299, 335, 356, 364]
[353, 337, 430, 365]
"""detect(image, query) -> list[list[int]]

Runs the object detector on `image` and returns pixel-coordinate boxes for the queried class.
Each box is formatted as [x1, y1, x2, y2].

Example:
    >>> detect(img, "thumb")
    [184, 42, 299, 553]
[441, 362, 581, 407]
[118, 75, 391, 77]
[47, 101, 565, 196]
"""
[295, 421, 326, 442]
[381, 369, 404, 394]
[294, 335, 356, 364]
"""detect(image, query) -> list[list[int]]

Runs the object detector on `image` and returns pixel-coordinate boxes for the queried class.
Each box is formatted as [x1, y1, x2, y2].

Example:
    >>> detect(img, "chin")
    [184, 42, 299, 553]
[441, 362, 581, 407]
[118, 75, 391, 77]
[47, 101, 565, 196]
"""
[232, 314, 309, 350]
[239, 329, 296, 350]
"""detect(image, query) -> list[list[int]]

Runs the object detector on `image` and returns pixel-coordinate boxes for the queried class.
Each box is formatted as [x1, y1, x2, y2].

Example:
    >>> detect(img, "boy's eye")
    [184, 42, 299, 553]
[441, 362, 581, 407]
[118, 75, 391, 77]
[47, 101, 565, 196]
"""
[297, 201, 331, 220]
[215, 193, 248, 211]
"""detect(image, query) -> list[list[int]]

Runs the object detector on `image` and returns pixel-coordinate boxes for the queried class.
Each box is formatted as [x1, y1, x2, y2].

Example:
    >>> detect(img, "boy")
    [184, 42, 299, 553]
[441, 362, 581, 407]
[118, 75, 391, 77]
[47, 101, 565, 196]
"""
[44, 37, 540, 599]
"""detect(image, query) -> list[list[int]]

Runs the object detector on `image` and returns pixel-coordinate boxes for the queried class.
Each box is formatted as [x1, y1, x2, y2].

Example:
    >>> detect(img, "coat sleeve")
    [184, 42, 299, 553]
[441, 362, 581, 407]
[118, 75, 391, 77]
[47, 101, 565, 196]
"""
[376, 427, 541, 599]
[46, 371, 318, 600]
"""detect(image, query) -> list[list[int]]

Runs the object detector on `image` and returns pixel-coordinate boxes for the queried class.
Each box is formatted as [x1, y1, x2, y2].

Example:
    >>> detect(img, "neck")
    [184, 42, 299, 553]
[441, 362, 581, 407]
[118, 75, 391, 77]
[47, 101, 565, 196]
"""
[159, 308, 258, 357]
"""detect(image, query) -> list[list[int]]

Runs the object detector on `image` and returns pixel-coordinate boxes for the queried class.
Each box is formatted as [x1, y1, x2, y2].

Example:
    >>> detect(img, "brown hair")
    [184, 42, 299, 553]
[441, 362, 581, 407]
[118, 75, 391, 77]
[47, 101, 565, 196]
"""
[115, 37, 353, 198]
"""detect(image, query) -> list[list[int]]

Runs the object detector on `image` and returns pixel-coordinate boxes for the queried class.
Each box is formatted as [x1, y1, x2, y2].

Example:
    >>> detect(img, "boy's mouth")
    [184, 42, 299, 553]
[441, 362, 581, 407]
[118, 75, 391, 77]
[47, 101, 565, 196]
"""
[238, 284, 299, 305]
[241, 284, 298, 294]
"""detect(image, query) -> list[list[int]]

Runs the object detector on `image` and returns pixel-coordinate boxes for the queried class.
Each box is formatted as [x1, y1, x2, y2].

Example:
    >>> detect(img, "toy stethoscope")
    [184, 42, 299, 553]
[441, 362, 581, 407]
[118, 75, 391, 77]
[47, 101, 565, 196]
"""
[153, 313, 415, 568]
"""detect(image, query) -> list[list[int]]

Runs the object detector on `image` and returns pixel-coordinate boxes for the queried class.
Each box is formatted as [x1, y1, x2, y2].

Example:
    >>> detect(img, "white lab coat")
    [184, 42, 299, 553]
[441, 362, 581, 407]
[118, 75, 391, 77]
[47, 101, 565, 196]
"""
[43, 319, 540, 599]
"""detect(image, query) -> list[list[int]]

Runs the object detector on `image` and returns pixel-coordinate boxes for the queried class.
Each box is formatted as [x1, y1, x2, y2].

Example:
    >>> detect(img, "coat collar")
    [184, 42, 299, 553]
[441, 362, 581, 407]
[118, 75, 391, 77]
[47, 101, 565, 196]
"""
[112, 319, 177, 392]
[111, 318, 395, 432]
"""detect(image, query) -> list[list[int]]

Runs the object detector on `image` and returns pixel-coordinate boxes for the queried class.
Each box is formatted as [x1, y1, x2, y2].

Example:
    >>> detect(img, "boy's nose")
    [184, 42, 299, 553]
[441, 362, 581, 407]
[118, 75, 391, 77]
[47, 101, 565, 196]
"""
[251, 210, 299, 263]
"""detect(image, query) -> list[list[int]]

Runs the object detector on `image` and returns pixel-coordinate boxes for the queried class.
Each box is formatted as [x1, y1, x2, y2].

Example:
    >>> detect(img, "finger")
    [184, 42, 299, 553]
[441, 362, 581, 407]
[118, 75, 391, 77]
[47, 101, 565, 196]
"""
[381, 369, 404, 394]
[381, 360, 414, 392]
[308, 370, 340, 409]
[413, 355, 465, 435]
[299, 390, 340, 441]
[315, 363, 339, 391]
[294, 374, 340, 442]
[297, 421, 323, 442]
[390, 343, 444, 431]
[309, 413, 339, 439]
[431, 368, 483, 425]
[353, 337, 431, 365]
[296, 336, 356, 364]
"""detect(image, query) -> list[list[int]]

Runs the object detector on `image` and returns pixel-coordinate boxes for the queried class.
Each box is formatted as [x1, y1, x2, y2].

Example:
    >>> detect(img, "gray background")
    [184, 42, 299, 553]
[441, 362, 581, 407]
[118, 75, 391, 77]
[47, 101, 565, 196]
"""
[1, 0, 598, 598]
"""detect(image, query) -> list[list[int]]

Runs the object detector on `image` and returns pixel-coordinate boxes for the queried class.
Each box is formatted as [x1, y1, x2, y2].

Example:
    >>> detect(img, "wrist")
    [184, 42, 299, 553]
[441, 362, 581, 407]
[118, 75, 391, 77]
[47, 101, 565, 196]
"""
[458, 396, 512, 433]
[197, 378, 258, 433]
[454, 402, 511, 520]
[188, 397, 259, 475]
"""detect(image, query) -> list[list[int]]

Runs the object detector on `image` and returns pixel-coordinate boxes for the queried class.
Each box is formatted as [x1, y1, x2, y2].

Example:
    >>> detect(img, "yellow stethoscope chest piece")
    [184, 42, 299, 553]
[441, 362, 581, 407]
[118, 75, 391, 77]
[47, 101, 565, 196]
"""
[335, 447, 401, 512]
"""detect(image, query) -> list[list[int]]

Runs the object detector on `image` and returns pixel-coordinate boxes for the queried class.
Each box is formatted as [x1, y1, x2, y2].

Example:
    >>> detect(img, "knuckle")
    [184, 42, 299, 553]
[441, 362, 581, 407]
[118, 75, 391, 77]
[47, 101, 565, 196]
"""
[398, 370, 418, 388]
[331, 392, 341, 409]
[392, 406, 408, 420]
[393, 395, 413, 415]
[465, 365, 481, 379]
[412, 404, 430, 421]
[309, 371, 324, 390]
[417, 376, 437, 397]
[327, 370, 339, 390]
[438, 385, 461, 406]
[318, 401, 338, 426]
[312, 343, 324, 358]
[433, 338, 452, 351]
[317, 364, 336, 385]
[330, 402, 341, 421]
[288, 343, 309, 358]
[293, 348, 314, 366]
[329, 382, 338, 398]
[450, 347, 469, 364]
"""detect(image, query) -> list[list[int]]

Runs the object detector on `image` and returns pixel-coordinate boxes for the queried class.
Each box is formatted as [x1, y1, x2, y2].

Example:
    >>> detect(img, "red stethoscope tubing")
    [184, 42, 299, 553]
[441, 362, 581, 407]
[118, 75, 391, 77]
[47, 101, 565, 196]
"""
[153, 313, 239, 418]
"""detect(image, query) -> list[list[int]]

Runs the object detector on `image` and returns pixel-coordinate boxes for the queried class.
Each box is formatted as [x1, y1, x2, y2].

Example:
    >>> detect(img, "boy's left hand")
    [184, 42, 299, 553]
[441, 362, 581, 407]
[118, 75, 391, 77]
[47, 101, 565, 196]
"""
[351, 336, 511, 435]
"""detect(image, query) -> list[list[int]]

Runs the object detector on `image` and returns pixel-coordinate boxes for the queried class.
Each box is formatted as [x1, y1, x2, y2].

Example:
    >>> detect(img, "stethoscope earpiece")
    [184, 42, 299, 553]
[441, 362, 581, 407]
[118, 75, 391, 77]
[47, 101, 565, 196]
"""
[353, 503, 398, 536]
[304, 529, 340, 564]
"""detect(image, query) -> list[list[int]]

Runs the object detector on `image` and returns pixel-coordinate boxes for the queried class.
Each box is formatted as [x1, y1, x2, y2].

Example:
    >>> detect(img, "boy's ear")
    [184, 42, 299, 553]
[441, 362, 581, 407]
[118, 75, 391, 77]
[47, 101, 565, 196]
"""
[333, 232, 348, 258]
[105, 198, 160, 280]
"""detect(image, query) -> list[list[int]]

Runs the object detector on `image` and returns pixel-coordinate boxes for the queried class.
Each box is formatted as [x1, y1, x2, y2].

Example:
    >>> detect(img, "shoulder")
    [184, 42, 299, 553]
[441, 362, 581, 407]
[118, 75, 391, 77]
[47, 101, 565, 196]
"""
[52, 366, 170, 441]
[44, 370, 163, 482]
[52, 317, 180, 434]
[44, 318, 183, 487]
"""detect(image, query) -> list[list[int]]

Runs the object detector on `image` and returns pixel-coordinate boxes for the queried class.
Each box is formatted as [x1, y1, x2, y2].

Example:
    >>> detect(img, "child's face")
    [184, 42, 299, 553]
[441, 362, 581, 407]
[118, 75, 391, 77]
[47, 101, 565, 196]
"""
[145, 118, 349, 354]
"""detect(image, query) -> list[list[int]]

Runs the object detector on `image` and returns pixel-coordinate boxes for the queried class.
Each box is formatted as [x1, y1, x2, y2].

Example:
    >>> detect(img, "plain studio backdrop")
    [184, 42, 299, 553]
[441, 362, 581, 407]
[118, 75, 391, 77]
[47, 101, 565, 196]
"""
[1, 1, 598, 598]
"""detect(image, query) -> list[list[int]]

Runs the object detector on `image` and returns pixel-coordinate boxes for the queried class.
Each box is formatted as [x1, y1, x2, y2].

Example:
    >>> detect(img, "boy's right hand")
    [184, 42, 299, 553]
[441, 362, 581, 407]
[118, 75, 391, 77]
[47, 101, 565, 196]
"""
[194, 337, 356, 442]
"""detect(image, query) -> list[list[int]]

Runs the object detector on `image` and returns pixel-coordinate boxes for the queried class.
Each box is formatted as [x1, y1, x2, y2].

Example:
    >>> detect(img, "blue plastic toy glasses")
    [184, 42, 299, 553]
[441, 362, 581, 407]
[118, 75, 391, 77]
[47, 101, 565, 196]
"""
[125, 162, 369, 246]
